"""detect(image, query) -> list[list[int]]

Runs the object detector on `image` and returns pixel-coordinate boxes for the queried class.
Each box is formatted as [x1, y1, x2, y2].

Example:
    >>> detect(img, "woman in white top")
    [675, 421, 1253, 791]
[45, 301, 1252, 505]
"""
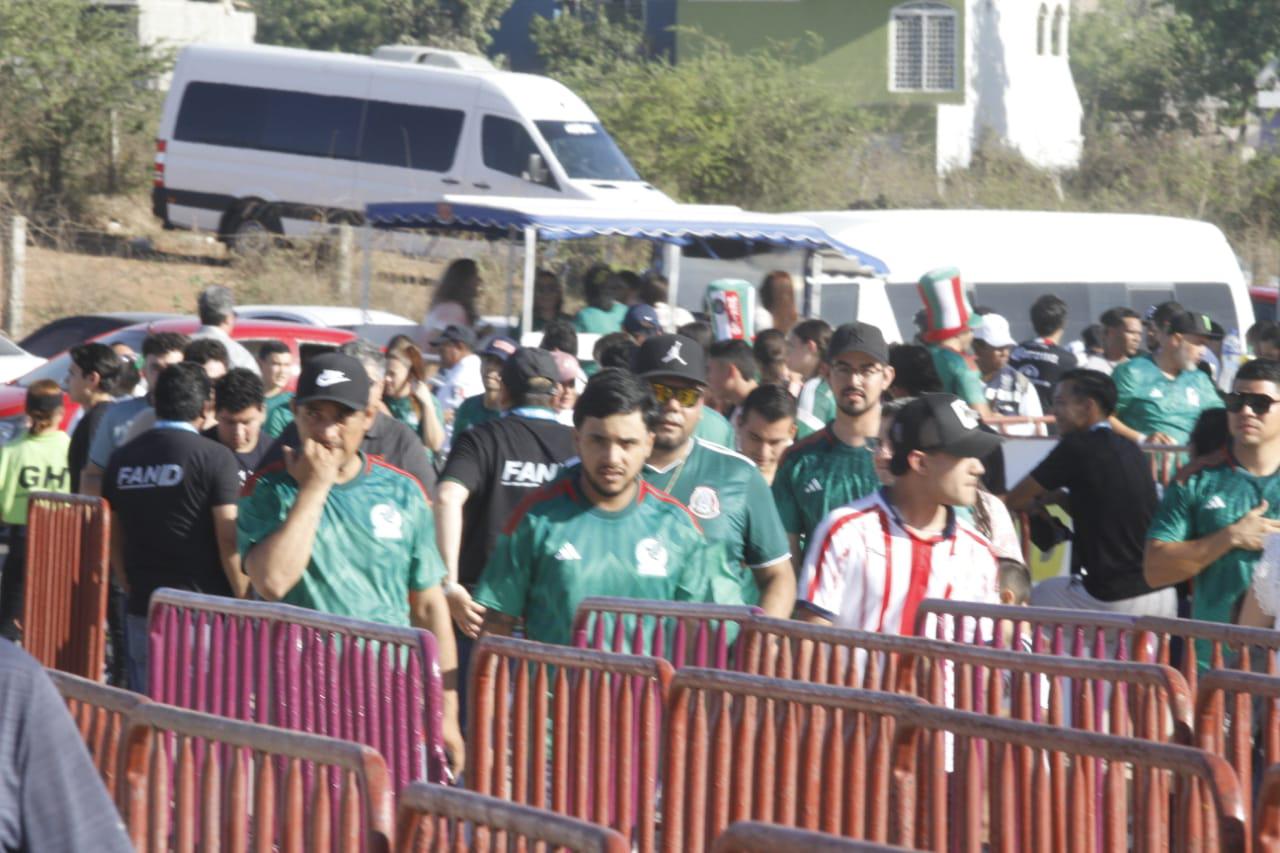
[420, 258, 481, 344]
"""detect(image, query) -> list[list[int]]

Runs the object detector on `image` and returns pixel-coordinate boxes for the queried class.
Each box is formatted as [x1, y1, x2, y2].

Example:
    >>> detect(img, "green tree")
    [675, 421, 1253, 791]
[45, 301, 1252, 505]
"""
[253, 0, 514, 55]
[1169, 0, 1280, 125]
[529, 2, 650, 77]
[0, 0, 170, 215]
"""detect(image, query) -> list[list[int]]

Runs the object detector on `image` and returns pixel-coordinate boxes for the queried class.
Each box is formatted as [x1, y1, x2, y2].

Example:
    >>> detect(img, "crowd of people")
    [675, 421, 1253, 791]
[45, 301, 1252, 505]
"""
[2, 258, 1280, 804]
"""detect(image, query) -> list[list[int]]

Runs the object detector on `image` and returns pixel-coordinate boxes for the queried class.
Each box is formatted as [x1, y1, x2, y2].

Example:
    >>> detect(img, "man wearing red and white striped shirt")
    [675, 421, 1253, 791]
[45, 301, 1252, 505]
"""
[797, 393, 1003, 635]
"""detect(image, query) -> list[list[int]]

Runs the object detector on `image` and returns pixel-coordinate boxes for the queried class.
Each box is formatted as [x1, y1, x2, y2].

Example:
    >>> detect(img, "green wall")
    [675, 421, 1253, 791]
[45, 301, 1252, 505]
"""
[675, 0, 965, 106]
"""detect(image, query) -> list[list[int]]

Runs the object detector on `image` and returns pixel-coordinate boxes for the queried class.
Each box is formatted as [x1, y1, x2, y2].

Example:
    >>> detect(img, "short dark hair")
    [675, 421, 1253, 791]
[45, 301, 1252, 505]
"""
[184, 338, 230, 368]
[1236, 357, 1280, 385]
[1258, 325, 1280, 353]
[791, 319, 833, 356]
[1189, 408, 1229, 459]
[1247, 320, 1276, 350]
[595, 333, 637, 371]
[258, 339, 290, 360]
[739, 383, 797, 424]
[1057, 368, 1118, 415]
[709, 339, 758, 382]
[540, 318, 579, 356]
[154, 362, 211, 422]
[676, 321, 712, 354]
[1081, 323, 1104, 352]
[1100, 306, 1139, 329]
[214, 368, 265, 414]
[573, 368, 658, 429]
[1151, 301, 1185, 332]
[997, 558, 1031, 605]
[582, 264, 619, 311]
[69, 343, 121, 392]
[1030, 295, 1068, 337]
[888, 344, 942, 396]
[638, 273, 669, 306]
[142, 332, 190, 358]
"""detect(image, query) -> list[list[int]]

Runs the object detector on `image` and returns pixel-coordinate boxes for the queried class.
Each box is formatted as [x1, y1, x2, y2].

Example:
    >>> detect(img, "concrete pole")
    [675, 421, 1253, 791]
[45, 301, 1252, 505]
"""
[333, 223, 354, 303]
[3, 216, 25, 339]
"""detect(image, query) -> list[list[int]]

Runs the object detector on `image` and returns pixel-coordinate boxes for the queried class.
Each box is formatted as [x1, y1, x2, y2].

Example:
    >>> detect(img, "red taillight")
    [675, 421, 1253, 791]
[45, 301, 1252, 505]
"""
[153, 138, 166, 187]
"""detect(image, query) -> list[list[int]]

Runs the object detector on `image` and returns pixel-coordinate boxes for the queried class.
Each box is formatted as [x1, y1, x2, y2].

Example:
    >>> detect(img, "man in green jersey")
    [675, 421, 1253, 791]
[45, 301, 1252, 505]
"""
[788, 319, 835, 434]
[1113, 307, 1223, 446]
[773, 322, 892, 559]
[634, 334, 795, 616]
[258, 341, 295, 439]
[452, 337, 516, 437]
[475, 369, 715, 645]
[736, 384, 798, 487]
[238, 352, 462, 772]
[918, 267, 994, 418]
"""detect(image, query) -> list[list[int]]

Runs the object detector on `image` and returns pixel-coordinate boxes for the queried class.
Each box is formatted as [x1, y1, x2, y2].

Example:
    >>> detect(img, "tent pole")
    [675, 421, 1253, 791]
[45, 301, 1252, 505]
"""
[505, 226, 517, 334]
[521, 226, 536, 343]
[663, 242, 682, 320]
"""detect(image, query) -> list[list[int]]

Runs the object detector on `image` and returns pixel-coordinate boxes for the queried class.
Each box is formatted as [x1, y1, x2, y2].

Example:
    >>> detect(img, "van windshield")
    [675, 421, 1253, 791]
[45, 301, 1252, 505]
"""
[534, 121, 640, 182]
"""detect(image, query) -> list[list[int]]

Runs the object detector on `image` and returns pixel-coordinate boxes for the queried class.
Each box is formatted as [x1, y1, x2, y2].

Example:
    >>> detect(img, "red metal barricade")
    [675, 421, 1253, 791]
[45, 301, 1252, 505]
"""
[1195, 669, 1280, 830]
[737, 615, 1194, 744]
[468, 635, 673, 852]
[663, 668, 1247, 853]
[147, 588, 450, 790]
[1257, 765, 1280, 853]
[21, 493, 111, 679]
[395, 784, 629, 853]
[48, 669, 150, 797]
[712, 822, 914, 852]
[122, 703, 394, 852]
[571, 597, 761, 669]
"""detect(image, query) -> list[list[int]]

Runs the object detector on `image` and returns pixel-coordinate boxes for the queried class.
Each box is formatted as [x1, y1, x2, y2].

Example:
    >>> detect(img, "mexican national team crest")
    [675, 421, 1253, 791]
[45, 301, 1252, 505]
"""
[688, 485, 721, 519]
[635, 538, 669, 577]
[1186, 388, 1200, 406]
[370, 503, 404, 540]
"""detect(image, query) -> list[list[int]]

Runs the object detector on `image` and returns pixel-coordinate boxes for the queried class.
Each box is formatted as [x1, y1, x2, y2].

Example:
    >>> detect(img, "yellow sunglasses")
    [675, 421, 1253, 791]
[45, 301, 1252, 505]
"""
[651, 382, 702, 407]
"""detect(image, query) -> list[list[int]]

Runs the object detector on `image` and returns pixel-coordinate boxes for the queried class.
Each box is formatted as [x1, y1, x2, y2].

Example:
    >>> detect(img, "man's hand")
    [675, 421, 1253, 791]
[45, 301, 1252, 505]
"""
[282, 438, 343, 490]
[445, 584, 486, 638]
[1229, 500, 1280, 552]
[443, 716, 466, 779]
[1147, 432, 1178, 445]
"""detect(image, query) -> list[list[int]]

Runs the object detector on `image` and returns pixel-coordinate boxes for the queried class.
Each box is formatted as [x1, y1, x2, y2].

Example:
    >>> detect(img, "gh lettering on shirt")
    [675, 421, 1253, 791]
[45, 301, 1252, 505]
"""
[116, 464, 185, 489]
[17, 466, 69, 491]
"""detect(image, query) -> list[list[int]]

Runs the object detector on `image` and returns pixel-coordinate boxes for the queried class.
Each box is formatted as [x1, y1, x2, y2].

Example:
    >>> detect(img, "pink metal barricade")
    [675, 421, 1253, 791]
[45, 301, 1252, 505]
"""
[571, 596, 761, 669]
[712, 822, 914, 852]
[664, 668, 1247, 853]
[122, 703, 394, 853]
[1144, 443, 1189, 487]
[147, 588, 450, 790]
[468, 635, 673, 852]
[395, 784, 629, 853]
[22, 493, 111, 678]
[48, 669, 150, 798]
[1196, 669, 1280, 830]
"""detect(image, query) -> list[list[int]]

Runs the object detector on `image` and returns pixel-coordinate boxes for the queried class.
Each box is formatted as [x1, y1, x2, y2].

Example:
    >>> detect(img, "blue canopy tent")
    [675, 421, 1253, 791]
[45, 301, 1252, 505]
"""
[362, 196, 889, 338]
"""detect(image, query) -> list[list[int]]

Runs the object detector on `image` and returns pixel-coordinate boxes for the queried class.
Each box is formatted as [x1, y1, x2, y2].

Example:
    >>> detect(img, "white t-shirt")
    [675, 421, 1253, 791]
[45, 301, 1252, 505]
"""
[799, 490, 999, 636]
[434, 353, 484, 445]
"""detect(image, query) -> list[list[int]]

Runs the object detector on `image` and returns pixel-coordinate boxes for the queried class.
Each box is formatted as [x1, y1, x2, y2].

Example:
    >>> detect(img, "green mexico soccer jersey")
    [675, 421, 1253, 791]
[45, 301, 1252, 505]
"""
[772, 426, 881, 554]
[238, 453, 445, 627]
[930, 346, 987, 408]
[473, 472, 715, 646]
[642, 438, 790, 606]
[452, 394, 502, 437]
[1113, 354, 1223, 445]
[797, 378, 835, 434]
[692, 406, 735, 449]
[263, 393, 295, 439]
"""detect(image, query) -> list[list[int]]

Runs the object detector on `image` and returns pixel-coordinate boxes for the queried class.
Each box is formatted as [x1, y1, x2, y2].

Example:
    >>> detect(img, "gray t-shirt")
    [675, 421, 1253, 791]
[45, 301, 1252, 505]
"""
[87, 395, 150, 470]
[0, 640, 132, 851]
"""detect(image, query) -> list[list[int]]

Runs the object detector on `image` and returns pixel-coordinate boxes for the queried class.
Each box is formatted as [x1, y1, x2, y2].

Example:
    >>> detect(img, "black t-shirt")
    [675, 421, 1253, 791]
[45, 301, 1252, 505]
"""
[440, 411, 575, 586]
[68, 401, 111, 492]
[1030, 425, 1158, 601]
[1009, 339, 1079, 410]
[262, 412, 434, 492]
[201, 426, 270, 488]
[102, 427, 241, 615]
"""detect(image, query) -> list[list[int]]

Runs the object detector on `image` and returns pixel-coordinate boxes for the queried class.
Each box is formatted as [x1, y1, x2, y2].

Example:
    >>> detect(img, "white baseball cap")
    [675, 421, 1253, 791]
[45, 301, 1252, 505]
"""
[973, 313, 1016, 349]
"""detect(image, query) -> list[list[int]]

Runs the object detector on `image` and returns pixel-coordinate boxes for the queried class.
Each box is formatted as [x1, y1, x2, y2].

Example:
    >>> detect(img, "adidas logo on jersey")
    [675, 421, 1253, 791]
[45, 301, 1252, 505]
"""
[555, 542, 582, 560]
[804, 478, 823, 494]
[1204, 495, 1226, 510]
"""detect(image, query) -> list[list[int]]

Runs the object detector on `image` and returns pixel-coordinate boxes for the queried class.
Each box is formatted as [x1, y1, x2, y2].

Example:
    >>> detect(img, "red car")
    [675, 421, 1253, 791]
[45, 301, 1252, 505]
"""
[0, 317, 356, 444]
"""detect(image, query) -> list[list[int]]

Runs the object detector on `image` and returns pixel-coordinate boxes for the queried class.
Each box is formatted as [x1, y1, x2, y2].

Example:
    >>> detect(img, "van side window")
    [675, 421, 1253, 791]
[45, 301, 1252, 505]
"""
[482, 116, 540, 179]
[174, 82, 361, 160]
[360, 101, 464, 172]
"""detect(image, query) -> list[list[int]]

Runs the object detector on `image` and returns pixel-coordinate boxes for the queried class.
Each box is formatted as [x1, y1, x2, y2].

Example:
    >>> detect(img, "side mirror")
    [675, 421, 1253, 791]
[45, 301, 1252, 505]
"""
[526, 153, 550, 186]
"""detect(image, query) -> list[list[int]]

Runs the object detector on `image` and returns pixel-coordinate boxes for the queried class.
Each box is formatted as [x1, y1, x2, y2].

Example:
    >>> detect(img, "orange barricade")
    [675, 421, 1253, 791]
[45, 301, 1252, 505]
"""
[1196, 669, 1280, 830]
[395, 784, 629, 853]
[737, 615, 1194, 744]
[48, 669, 150, 797]
[22, 493, 110, 679]
[712, 822, 913, 852]
[572, 596, 760, 669]
[468, 635, 673, 852]
[121, 703, 394, 853]
[663, 668, 1247, 853]
[1257, 765, 1280, 853]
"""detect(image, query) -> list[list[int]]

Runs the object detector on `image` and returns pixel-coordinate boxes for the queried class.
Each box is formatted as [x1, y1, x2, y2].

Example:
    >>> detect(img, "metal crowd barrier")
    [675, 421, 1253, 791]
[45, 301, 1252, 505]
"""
[121, 703, 394, 852]
[22, 493, 111, 678]
[395, 784, 629, 853]
[1196, 669, 1280, 829]
[572, 597, 760, 669]
[49, 669, 150, 797]
[1257, 765, 1280, 853]
[662, 669, 1246, 853]
[147, 588, 450, 790]
[468, 635, 673, 852]
[712, 823, 914, 852]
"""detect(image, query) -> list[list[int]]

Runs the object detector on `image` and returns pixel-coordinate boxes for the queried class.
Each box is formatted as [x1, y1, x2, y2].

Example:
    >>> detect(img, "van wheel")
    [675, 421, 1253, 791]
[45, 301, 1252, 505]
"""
[227, 206, 281, 256]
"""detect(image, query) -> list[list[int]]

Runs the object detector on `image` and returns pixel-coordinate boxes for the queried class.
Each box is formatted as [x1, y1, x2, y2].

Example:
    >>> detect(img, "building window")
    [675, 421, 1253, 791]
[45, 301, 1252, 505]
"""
[1051, 6, 1066, 56]
[890, 2, 958, 92]
[1037, 4, 1048, 55]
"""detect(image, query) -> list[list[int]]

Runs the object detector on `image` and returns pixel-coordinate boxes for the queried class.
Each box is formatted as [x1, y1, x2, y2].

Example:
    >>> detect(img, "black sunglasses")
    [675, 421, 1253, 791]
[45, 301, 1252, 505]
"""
[1225, 392, 1280, 415]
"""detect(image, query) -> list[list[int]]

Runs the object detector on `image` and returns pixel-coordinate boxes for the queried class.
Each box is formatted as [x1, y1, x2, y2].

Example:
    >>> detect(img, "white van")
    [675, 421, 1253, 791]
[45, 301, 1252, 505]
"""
[802, 210, 1254, 343]
[153, 44, 670, 246]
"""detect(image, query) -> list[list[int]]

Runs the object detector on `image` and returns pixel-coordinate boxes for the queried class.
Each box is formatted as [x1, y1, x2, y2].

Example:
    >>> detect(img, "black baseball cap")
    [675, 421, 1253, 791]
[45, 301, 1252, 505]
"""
[1166, 310, 1217, 339]
[480, 335, 518, 361]
[623, 303, 662, 334]
[634, 334, 707, 386]
[890, 393, 1002, 473]
[827, 322, 889, 364]
[294, 352, 371, 411]
[501, 347, 559, 396]
[431, 324, 477, 350]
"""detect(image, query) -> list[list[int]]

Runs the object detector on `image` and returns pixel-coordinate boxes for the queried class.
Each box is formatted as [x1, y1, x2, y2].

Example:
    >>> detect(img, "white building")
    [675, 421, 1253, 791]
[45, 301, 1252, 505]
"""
[100, 0, 255, 70]
[936, 0, 1083, 172]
